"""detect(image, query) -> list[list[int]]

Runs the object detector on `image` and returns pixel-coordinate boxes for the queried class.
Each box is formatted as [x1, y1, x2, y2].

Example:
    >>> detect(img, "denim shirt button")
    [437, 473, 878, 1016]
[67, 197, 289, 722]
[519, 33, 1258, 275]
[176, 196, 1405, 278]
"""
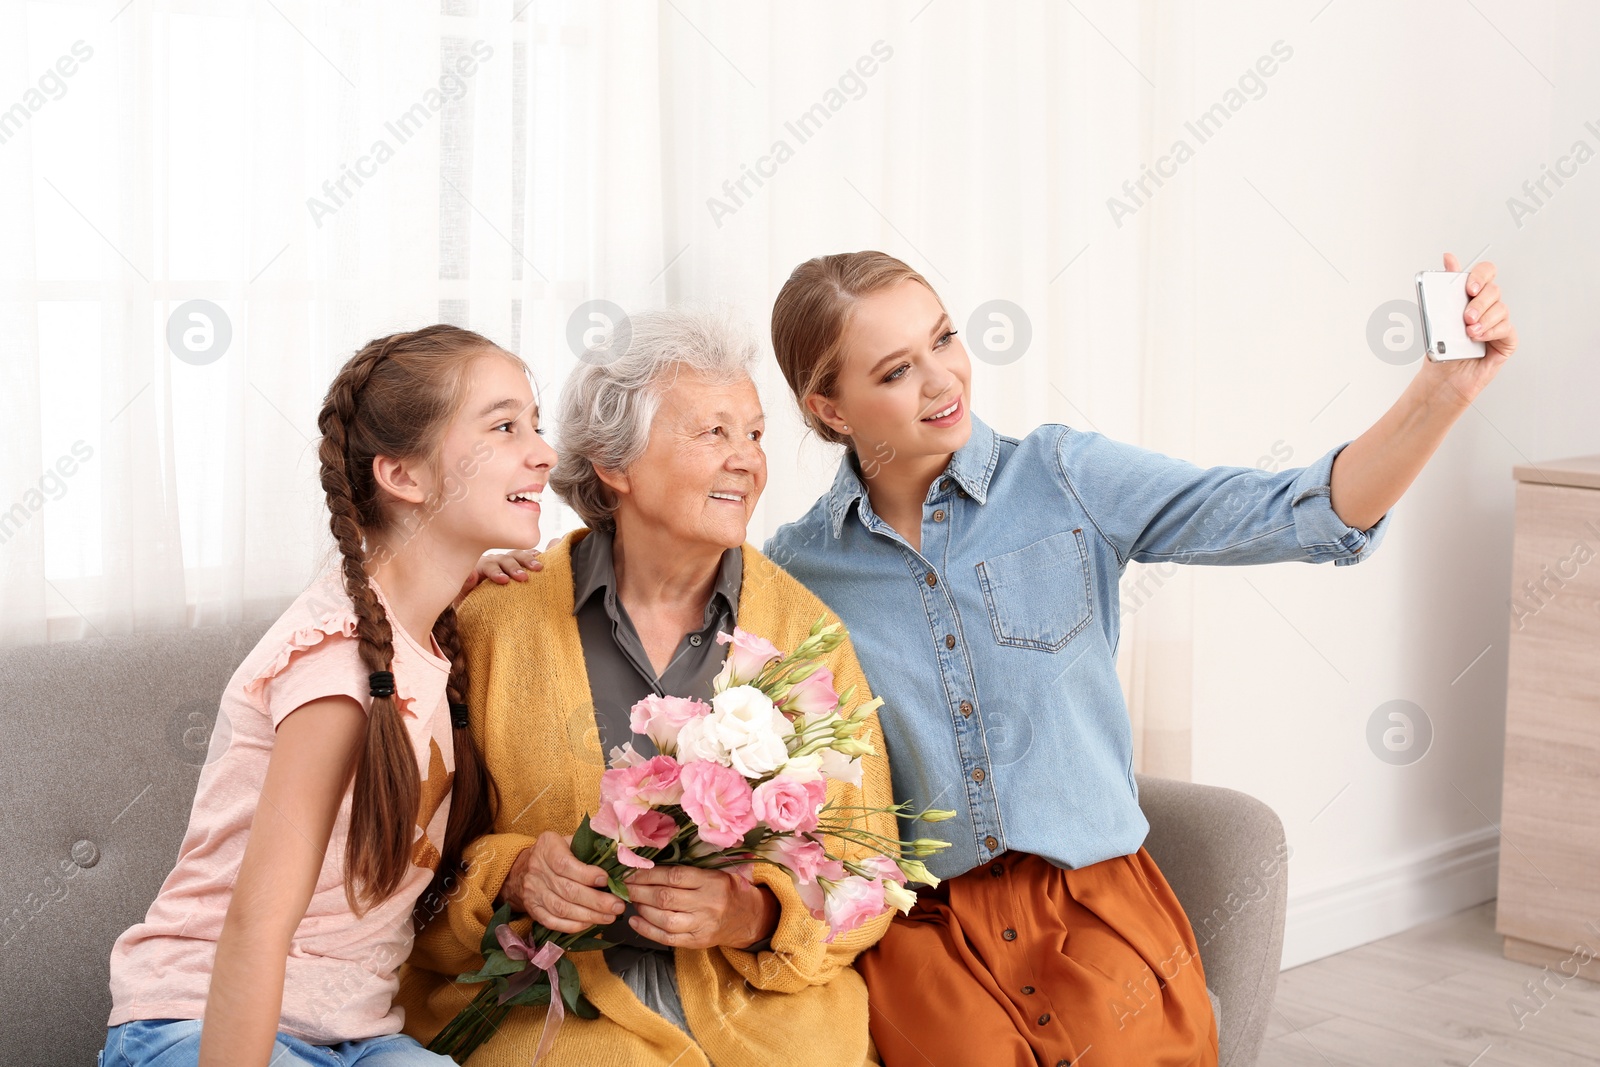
[925, 572, 938, 588]
[933, 509, 946, 522]
[985, 834, 999, 850]
[944, 634, 956, 649]
[971, 767, 986, 783]
[959, 700, 973, 717]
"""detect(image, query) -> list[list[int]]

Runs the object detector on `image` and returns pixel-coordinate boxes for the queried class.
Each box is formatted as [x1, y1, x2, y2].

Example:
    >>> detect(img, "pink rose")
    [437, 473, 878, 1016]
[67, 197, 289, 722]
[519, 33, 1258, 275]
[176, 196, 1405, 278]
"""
[781, 667, 838, 721]
[678, 760, 758, 849]
[822, 875, 887, 942]
[615, 809, 678, 869]
[796, 858, 848, 920]
[758, 834, 829, 884]
[592, 757, 685, 867]
[715, 628, 783, 686]
[629, 695, 710, 753]
[751, 776, 827, 834]
[594, 769, 648, 835]
[618, 755, 685, 807]
[598, 756, 683, 813]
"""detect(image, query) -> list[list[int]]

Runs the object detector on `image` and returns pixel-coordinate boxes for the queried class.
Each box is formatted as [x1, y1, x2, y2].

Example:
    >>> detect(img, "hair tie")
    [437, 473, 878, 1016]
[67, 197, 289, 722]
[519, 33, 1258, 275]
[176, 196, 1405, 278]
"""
[368, 670, 396, 699]
[449, 702, 470, 729]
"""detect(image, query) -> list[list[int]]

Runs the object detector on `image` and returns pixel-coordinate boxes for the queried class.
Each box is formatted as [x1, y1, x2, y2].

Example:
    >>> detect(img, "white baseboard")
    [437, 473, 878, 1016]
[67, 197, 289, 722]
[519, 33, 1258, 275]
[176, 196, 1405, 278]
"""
[1279, 827, 1500, 970]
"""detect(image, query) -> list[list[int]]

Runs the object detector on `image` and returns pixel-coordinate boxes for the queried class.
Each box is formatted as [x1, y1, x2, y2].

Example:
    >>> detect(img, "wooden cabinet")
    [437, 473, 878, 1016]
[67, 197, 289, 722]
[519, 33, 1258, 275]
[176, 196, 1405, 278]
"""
[1498, 454, 1600, 981]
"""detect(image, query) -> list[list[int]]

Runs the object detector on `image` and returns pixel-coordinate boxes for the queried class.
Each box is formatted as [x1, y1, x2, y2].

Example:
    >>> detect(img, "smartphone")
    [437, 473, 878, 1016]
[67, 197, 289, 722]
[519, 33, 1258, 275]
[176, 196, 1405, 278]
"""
[1415, 271, 1487, 362]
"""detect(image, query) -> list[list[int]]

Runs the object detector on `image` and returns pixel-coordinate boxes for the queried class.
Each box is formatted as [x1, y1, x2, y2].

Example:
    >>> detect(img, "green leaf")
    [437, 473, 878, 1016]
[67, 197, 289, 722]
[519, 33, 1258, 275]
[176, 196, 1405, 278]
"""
[606, 872, 632, 901]
[501, 978, 554, 1008]
[572, 991, 601, 1020]
[479, 901, 513, 956]
[570, 813, 599, 863]
[562, 934, 611, 953]
[557, 955, 586, 1014]
[454, 951, 525, 984]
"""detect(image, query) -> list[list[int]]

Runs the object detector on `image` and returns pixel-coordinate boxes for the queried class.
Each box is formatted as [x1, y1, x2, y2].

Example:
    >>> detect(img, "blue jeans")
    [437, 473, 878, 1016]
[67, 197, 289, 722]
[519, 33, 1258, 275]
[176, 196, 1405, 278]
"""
[100, 1018, 456, 1066]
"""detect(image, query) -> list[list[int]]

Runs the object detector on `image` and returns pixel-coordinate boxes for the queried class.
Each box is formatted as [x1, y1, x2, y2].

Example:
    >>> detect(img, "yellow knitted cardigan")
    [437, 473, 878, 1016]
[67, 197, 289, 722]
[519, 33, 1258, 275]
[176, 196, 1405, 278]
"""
[396, 531, 897, 1066]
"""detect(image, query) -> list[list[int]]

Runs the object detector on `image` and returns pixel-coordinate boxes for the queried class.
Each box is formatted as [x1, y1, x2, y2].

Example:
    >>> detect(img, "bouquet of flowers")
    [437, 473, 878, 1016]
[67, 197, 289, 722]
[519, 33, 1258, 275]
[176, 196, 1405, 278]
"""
[427, 618, 952, 1063]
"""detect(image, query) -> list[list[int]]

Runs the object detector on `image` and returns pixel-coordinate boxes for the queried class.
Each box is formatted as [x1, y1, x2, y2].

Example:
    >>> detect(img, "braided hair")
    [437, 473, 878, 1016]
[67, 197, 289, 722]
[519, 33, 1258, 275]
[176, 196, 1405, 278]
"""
[315, 324, 508, 915]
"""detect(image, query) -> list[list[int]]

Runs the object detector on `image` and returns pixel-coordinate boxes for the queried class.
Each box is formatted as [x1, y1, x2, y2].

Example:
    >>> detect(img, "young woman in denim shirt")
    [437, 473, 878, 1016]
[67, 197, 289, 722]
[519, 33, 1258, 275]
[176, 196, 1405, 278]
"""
[761, 249, 1517, 1067]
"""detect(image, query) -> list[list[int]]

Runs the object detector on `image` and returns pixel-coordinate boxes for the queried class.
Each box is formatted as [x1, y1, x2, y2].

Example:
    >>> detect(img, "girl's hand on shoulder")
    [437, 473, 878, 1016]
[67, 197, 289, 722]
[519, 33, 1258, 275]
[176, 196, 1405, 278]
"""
[455, 546, 546, 604]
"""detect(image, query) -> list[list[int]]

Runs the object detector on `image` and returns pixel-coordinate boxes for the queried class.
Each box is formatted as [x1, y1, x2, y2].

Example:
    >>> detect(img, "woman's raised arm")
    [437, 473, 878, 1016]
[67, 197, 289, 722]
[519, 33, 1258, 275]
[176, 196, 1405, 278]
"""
[1329, 253, 1517, 530]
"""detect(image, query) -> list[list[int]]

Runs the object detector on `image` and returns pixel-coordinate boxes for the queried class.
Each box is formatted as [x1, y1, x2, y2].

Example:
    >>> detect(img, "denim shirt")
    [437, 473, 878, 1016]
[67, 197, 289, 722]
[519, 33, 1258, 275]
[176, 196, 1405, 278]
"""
[764, 416, 1391, 881]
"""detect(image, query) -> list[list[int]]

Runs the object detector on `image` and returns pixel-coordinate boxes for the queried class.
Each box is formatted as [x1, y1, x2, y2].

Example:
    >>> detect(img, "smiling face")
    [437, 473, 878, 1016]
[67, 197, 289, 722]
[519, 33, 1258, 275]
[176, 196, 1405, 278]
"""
[804, 278, 973, 469]
[406, 352, 557, 555]
[602, 369, 767, 553]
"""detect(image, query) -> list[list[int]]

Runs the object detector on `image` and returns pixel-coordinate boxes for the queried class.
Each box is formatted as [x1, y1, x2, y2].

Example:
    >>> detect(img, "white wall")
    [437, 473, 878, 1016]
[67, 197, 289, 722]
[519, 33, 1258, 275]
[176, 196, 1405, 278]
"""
[1176, 1, 1597, 966]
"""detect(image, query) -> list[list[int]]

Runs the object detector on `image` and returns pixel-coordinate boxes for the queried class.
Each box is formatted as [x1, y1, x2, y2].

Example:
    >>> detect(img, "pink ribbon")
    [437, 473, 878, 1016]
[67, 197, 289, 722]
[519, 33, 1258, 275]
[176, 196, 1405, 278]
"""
[494, 926, 568, 1065]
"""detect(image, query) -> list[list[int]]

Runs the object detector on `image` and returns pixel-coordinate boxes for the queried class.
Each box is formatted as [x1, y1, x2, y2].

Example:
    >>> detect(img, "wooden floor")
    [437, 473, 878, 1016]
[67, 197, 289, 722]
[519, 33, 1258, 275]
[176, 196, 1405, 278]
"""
[1262, 901, 1599, 1066]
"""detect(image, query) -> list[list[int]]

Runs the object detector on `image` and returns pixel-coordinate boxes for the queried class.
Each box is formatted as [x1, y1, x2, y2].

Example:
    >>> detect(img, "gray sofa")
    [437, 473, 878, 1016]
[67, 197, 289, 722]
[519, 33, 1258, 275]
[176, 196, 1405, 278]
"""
[0, 623, 1286, 1066]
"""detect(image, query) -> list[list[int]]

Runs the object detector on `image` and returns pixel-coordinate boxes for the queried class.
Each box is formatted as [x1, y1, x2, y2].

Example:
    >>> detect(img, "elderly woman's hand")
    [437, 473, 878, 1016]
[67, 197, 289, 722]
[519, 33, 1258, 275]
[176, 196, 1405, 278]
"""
[624, 866, 779, 950]
[498, 831, 625, 934]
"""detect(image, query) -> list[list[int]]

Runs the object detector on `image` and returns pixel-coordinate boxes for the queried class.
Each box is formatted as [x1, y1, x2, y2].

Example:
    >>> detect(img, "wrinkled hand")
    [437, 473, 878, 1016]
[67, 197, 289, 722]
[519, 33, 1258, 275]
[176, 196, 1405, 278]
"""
[624, 865, 778, 951]
[498, 832, 624, 934]
[1416, 252, 1518, 407]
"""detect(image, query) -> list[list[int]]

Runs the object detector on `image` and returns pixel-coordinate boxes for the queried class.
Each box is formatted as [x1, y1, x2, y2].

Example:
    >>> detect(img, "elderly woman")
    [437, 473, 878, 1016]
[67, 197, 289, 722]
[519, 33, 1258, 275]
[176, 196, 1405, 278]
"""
[395, 309, 898, 1066]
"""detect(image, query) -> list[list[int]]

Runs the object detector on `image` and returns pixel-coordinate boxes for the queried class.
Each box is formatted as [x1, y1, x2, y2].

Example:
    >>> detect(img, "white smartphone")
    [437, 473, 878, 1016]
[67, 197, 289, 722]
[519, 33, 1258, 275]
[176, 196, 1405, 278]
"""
[1415, 270, 1487, 362]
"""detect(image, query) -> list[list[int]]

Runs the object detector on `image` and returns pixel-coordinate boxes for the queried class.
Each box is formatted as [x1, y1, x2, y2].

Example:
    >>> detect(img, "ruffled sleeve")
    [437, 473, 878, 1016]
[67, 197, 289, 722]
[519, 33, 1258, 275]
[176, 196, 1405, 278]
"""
[240, 612, 368, 729]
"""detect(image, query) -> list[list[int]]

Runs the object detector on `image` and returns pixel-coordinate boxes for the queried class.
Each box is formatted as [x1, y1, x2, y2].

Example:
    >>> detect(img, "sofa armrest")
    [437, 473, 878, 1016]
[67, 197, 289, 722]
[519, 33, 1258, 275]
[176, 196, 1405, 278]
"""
[1135, 774, 1287, 1067]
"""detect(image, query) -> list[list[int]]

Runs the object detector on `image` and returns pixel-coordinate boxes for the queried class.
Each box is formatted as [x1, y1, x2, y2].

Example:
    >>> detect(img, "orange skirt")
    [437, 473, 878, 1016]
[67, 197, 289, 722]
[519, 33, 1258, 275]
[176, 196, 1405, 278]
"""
[857, 848, 1218, 1067]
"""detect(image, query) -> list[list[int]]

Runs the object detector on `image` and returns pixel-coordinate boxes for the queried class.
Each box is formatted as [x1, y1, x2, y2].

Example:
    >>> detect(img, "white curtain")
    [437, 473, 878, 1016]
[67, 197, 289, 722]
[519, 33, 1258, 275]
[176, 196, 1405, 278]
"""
[1, 0, 1197, 777]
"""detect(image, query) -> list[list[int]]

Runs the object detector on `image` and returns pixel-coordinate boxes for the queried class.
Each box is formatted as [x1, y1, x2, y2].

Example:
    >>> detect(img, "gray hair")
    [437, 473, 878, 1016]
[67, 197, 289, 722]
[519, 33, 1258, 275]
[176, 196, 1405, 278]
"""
[551, 307, 758, 532]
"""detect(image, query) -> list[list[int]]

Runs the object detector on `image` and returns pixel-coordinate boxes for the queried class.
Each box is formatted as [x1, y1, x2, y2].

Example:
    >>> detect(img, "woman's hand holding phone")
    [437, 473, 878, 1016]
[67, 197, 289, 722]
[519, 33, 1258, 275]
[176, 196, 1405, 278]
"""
[1413, 252, 1518, 409]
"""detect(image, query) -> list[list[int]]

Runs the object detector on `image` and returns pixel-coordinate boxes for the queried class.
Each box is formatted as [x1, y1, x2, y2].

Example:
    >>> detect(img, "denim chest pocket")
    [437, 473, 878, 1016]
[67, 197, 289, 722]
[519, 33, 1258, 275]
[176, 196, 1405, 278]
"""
[975, 528, 1094, 651]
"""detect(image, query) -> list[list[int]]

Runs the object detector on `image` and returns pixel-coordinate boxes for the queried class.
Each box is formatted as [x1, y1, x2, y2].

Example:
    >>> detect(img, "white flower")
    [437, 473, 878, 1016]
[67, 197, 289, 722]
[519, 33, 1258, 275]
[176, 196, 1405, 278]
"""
[818, 746, 863, 788]
[778, 752, 825, 782]
[674, 715, 727, 766]
[677, 685, 795, 779]
[608, 742, 647, 768]
[883, 879, 918, 916]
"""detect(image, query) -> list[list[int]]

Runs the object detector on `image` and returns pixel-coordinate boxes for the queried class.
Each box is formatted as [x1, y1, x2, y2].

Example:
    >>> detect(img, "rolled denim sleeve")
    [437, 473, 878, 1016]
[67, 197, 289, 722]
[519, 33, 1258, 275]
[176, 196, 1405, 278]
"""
[1056, 428, 1392, 568]
[1285, 440, 1392, 566]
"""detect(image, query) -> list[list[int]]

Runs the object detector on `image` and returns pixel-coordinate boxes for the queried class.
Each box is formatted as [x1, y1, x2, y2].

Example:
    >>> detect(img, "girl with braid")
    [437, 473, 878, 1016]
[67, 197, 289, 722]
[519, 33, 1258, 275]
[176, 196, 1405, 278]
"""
[100, 325, 556, 1067]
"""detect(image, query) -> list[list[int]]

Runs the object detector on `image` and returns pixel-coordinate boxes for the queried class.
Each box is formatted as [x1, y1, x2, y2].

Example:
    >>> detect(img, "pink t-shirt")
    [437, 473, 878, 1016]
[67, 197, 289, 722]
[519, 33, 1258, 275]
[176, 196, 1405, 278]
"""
[107, 567, 456, 1042]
